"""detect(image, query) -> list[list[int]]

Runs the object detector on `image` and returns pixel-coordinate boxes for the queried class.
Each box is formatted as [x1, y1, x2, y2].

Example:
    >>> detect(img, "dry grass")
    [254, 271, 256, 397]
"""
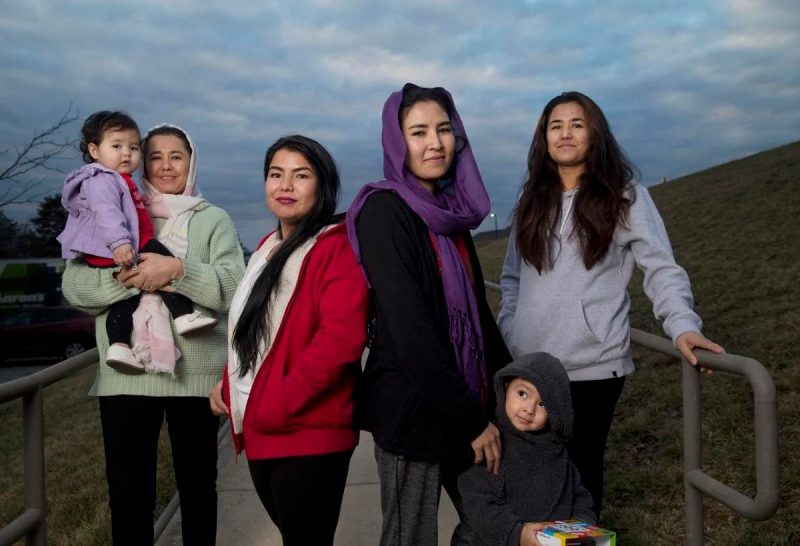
[0, 365, 176, 545]
[476, 141, 800, 545]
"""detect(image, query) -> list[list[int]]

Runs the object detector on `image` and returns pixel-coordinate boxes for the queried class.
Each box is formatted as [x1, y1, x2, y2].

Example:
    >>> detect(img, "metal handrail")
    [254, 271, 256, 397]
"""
[631, 329, 779, 544]
[0, 348, 99, 404]
[0, 348, 99, 546]
[484, 281, 779, 545]
[0, 347, 229, 546]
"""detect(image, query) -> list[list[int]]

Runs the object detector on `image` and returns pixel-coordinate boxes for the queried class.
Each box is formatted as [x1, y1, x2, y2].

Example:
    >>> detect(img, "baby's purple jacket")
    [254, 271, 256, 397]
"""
[57, 163, 141, 259]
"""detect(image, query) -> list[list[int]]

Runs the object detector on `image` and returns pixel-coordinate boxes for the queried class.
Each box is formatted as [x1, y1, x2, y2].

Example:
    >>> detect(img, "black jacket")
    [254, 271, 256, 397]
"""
[354, 191, 511, 460]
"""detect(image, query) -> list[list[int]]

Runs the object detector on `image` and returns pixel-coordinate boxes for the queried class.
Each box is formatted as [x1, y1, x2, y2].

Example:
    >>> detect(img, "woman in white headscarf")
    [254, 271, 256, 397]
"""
[62, 124, 245, 546]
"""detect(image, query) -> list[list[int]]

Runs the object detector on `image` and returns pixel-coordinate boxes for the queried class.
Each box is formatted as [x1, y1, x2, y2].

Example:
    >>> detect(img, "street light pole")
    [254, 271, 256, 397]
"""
[489, 212, 498, 239]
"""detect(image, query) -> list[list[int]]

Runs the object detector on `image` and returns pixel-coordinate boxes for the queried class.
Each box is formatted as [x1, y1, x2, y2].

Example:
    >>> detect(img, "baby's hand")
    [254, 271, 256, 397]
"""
[520, 522, 548, 546]
[112, 244, 136, 267]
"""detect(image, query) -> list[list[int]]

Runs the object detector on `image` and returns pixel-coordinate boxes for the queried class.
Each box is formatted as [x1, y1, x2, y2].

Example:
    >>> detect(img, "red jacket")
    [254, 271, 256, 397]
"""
[222, 224, 369, 459]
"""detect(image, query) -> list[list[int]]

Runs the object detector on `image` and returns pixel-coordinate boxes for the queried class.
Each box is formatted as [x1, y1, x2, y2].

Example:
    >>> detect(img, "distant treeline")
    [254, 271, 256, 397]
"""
[0, 194, 65, 259]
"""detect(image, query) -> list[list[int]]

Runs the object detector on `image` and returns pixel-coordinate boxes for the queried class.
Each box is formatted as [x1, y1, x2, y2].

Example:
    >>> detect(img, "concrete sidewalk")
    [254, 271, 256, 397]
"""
[156, 431, 459, 545]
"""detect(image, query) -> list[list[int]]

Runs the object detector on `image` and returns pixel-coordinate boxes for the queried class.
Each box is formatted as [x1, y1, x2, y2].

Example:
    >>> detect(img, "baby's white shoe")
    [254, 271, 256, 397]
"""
[106, 344, 145, 374]
[174, 311, 218, 336]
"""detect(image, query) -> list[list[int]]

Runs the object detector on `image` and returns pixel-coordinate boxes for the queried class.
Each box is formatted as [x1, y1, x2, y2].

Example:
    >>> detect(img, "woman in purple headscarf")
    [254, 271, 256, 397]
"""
[347, 83, 511, 545]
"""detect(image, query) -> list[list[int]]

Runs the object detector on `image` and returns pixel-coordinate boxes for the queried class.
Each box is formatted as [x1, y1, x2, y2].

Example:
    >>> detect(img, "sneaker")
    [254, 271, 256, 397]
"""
[106, 344, 145, 374]
[174, 311, 218, 336]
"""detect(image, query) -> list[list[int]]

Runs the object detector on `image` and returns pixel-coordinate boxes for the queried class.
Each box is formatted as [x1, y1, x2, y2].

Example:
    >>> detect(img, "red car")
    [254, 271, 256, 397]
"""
[0, 306, 96, 365]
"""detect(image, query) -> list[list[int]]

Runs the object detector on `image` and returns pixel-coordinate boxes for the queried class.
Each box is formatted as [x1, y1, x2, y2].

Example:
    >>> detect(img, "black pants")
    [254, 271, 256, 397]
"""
[567, 376, 626, 519]
[98, 395, 220, 546]
[248, 449, 354, 546]
[100, 238, 193, 345]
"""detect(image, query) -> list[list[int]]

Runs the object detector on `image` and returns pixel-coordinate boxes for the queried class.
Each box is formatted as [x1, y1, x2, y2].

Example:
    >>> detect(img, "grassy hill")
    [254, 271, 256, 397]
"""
[476, 140, 800, 544]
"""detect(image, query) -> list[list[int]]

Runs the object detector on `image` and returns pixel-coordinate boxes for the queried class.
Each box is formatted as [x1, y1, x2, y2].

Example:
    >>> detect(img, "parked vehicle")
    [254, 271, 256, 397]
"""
[0, 306, 96, 365]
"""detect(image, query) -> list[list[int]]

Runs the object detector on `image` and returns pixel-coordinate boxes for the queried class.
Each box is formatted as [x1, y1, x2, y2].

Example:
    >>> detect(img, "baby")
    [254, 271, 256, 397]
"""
[58, 111, 216, 373]
[458, 352, 595, 546]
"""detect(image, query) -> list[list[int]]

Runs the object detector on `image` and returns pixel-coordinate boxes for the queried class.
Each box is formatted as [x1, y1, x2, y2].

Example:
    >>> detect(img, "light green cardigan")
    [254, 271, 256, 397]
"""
[62, 205, 245, 397]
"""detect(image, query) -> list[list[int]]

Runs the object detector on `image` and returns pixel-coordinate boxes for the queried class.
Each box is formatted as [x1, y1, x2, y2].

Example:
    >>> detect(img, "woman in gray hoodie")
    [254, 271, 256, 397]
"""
[499, 91, 723, 518]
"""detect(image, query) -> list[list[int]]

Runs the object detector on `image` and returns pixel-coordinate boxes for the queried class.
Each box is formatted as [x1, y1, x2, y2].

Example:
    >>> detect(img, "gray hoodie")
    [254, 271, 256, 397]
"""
[498, 183, 701, 380]
[458, 353, 595, 546]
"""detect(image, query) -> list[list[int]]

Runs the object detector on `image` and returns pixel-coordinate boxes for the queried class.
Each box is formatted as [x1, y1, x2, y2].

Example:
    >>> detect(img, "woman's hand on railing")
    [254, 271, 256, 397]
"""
[676, 331, 725, 374]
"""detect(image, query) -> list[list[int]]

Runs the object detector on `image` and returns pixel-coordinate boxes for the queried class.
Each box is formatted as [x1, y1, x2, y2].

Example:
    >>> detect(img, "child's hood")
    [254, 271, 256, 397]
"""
[494, 352, 574, 443]
[61, 163, 122, 206]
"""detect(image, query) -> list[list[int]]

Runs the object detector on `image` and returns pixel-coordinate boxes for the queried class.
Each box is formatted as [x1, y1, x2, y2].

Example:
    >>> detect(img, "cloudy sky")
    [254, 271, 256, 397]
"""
[1, 0, 798, 249]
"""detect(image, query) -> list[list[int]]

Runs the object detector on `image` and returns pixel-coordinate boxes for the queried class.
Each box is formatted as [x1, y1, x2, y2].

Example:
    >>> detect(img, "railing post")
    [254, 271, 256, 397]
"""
[1, 350, 98, 545]
[23, 387, 46, 546]
[752, 360, 780, 521]
[682, 359, 703, 546]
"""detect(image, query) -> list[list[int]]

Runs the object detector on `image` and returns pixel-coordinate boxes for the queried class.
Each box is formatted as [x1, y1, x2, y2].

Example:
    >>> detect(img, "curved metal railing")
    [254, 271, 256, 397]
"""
[630, 329, 779, 544]
[0, 348, 99, 546]
[485, 281, 779, 544]
[0, 348, 228, 546]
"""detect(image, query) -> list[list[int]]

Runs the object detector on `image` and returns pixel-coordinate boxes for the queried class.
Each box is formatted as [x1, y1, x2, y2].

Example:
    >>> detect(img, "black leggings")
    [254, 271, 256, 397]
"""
[567, 376, 626, 519]
[94, 238, 193, 345]
[248, 449, 354, 546]
[98, 395, 219, 546]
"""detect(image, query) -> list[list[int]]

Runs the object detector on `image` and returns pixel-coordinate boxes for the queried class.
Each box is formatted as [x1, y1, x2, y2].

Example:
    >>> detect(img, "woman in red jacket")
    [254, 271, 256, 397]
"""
[210, 135, 368, 546]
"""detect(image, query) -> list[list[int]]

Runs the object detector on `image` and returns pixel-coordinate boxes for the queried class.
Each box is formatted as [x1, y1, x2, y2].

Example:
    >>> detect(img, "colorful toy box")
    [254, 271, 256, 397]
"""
[535, 520, 616, 546]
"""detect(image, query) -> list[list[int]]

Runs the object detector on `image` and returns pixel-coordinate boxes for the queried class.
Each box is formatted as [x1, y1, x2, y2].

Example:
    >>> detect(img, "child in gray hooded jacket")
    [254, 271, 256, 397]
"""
[458, 353, 595, 546]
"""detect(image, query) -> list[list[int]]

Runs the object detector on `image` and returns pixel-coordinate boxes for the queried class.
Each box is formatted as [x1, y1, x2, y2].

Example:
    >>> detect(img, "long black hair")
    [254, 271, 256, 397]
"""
[232, 135, 340, 376]
[514, 91, 637, 272]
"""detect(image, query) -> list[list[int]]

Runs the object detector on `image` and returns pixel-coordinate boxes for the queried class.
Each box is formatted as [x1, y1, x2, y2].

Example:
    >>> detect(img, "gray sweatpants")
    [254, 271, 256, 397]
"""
[375, 443, 474, 546]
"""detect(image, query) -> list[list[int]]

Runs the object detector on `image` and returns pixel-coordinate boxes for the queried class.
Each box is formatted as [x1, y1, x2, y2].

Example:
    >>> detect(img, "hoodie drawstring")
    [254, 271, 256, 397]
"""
[559, 191, 576, 237]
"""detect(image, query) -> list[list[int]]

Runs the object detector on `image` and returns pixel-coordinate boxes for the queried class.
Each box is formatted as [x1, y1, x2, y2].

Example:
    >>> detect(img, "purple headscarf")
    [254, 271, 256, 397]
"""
[346, 84, 491, 399]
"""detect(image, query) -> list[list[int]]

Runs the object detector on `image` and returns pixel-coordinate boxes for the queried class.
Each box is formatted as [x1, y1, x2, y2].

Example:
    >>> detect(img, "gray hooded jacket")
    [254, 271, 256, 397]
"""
[499, 184, 702, 381]
[458, 353, 595, 546]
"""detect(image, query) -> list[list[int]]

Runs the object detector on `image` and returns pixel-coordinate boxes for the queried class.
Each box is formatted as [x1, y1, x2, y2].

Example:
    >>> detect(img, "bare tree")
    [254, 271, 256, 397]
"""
[0, 103, 80, 208]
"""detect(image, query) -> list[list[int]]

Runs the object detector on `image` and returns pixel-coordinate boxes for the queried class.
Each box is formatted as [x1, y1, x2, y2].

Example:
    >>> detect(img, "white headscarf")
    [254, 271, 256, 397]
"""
[141, 123, 209, 259]
[132, 124, 209, 375]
